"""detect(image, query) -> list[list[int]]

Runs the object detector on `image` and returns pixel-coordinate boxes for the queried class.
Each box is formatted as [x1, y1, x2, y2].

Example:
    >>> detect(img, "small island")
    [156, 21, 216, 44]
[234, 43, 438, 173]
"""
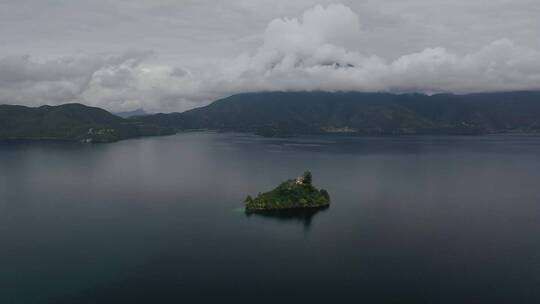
[245, 171, 330, 211]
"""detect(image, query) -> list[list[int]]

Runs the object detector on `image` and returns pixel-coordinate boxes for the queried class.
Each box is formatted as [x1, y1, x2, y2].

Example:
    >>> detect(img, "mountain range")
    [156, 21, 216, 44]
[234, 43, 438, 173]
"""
[136, 91, 540, 136]
[114, 108, 148, 118]
[1, 91, 540, 142]
[0, 103, 173, 143]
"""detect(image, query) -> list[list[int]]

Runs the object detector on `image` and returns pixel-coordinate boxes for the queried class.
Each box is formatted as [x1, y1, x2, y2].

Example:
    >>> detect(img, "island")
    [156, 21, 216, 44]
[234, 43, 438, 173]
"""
[245, 171, 330, 211]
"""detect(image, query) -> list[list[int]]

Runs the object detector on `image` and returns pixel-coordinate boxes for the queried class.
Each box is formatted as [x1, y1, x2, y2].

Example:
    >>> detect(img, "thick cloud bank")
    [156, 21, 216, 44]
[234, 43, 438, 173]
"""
[222, 4, 540, 94]
[1, 4, 540, 112]
[0, 52, 207, 112]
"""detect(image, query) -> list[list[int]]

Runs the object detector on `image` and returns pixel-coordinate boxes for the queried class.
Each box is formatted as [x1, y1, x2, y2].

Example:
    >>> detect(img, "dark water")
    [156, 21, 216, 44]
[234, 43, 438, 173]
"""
[1, 132, 540, 304]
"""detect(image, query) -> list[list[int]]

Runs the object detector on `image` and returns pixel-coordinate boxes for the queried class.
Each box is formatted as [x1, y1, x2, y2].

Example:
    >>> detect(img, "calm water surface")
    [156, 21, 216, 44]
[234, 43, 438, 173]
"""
[1, 132, 540, 303]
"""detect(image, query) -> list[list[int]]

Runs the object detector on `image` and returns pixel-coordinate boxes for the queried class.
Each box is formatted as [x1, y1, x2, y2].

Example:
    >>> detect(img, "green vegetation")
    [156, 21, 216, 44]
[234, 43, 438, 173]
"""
[135, 91, 540, 136]
[5, 91, 540, 143]
[0, 103, 174, 143]
[245, 171, 330, 211]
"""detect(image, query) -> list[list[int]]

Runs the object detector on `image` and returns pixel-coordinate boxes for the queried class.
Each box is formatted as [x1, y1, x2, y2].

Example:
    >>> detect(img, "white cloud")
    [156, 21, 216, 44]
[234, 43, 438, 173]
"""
[0, 52, 207, 113]
[214, 5, 540, 95]
[1, 4, 540, 112]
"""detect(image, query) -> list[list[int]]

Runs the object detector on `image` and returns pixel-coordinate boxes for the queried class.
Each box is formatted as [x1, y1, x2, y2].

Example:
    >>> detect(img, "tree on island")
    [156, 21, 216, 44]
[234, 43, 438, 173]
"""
[303, 171, 312, 185]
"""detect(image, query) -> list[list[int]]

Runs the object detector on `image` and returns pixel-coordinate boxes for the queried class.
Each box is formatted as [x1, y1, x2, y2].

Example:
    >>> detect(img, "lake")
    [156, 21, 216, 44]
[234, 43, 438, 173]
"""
[1, 132, 540, 303]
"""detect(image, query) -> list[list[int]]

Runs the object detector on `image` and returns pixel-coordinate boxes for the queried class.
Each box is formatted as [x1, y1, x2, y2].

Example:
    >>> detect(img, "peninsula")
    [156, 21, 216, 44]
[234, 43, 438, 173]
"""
[245, 172, 330, 211]
[0, 103, 173, 143]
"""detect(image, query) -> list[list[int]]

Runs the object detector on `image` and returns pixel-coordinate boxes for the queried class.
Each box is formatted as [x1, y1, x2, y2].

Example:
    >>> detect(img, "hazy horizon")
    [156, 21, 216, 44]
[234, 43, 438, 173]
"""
[5, 89, 540, 115]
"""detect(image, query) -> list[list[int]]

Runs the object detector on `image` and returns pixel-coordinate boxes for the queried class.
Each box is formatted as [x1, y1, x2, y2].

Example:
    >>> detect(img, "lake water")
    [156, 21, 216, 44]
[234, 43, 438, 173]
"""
[1, 132, 540, 303]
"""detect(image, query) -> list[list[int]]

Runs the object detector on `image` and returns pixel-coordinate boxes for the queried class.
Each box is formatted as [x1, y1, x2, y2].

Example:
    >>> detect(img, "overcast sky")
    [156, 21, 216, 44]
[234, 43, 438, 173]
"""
[1, 0, 540, 112]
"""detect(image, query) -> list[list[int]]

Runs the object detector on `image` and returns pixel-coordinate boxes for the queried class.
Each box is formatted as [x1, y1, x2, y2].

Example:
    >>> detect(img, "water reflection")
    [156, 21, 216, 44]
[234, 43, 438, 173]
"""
[245, 206, 329, 229]
[3, 133, 540, 303]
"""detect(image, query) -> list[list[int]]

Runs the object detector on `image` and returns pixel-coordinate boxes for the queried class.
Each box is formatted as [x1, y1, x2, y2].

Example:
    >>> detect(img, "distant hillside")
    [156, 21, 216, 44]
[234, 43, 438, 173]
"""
[135, 91, 540, 136]
[3, 91, 540, 143]
[0, 103, 174, 143]
[114, 108, 148, 118]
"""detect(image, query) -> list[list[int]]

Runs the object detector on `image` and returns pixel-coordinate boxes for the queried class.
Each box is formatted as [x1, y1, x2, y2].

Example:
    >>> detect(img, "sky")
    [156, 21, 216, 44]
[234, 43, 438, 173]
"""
[1, 0, 540, 113]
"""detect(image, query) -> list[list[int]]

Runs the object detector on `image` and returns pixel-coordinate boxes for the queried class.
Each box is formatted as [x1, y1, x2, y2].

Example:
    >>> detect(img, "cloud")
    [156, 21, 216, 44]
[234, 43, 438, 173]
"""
[1, 4, 540, 112]
[216, 4, 540, 95]
[0, 52, 149, 108]
[80, 57, 205, 113]
[0, 51, 206, 113]
[263, 4, 361, 54]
